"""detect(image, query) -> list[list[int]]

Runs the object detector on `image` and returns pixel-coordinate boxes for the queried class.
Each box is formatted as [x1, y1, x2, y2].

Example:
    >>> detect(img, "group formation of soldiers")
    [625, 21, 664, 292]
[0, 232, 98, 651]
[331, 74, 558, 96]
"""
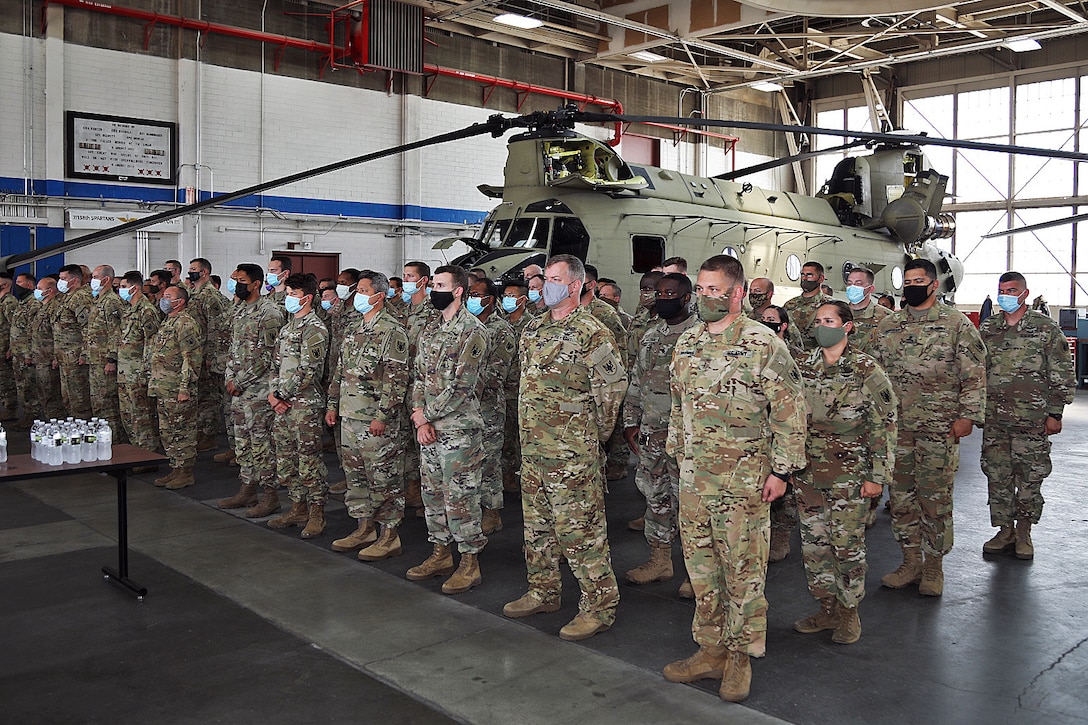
[0, 248, 1073, 704]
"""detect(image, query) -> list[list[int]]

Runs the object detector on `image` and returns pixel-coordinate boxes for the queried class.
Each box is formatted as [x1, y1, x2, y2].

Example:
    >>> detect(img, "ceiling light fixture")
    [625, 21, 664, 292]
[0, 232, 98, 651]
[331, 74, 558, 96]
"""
[751, 81, 784, 92]
[1004, 37, 1042, 52]
[629, 50, 667, 63]
[494, 13, 544, 29]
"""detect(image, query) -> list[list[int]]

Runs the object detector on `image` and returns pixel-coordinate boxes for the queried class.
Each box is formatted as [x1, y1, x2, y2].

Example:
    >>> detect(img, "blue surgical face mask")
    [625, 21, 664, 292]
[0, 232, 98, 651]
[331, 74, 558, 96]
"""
[284, 295, 304, 314]
[159, 298, 174, 314]
[90, 278, 103, 297]
[501, 296, 519, 313]
[401, 280, 419, 304]
[997, 293, 1024, 314]
[386, 288, 397, 299]
[119, 286, 134, 302]
[528, 289, 542, 304]
[321, 299, 334, 311]
[57, 279, 70, 294]
[266, 271, 281, 287]
[542, 281, 571, 307]
[466, 297, 485, 316]
[845, 285, 867, 305]
[226, 278, 238, 296]
[34, 289, 45, 302]
[353, 291, 378, 314]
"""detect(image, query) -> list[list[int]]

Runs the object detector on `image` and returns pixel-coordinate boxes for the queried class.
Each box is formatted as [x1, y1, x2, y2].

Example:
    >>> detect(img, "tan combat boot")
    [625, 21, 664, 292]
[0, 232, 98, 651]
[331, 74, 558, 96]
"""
[404, 479, 423, 508]
[794, 597, 840, 634]
[984, 524, 1017, 554]
[165, 466, 195, 490]
[196, 433, 218, 452]
[559, 612, 610, 641]
[678, 579, 694, 599]
[482, 508, 503, 535]
[628, 516, 645, 531]
[626, 542, 674, 584]
[503, 590, 561, 618]
[212, 449, 236, 464]
[918, 554, 944, 596]
[1015, 520, 1034, 560]
[300, 503, 326, 538]
[441, 553, 481, 594]
[406, 543, 455, 580]
[881, 546, 923, 589]
[327, 479, 348, 494]
[663, 645, 729, 683]
[832, 605, 861, 644]
[331, 518, 376, 552]
[719, 651, 752, 702]
[768, 527, 791, 563]
[358, 526, 402, 561]
[268, 500, 309, 528]
[154, 468, 179, 487]
[217, 483, 258, 509]
[245, 488, 281, 518]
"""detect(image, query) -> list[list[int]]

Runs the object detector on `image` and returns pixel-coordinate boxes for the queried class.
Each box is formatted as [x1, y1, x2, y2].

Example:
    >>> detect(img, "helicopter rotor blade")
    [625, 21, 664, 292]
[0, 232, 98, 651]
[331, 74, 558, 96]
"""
[981, 211, 1088, 239]
[716, 140, 869, 181]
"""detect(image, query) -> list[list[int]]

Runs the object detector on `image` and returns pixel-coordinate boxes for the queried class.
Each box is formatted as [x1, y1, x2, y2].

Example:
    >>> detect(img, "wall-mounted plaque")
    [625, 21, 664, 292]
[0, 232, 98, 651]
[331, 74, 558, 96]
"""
[66, 112, 178, 186]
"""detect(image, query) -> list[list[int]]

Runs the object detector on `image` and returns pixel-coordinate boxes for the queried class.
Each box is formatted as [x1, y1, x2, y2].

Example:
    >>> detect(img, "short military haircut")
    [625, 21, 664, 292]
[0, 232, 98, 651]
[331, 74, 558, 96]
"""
[270, 255, 292, 272]
[318, 277, 336, 291]
[389, 276, 403, 286]
[150, 269, 172, 286]
[168, 284, 190, 303]
[699, 254, 746, 288]
[662, 256, 689, 273]
[97, 265, 116, 279]
[999, 271, 1027, 286]
[190, 257, 212, 273]
[210, 275, 221, 288]
[16, 272, 36, 285]
[504, 280, 528, 295]
[474, 278, 500, 300]
[904, 258, 938, 281]
[359, 269, 390, 294]
[848, 266, 875, 285]
[122, 270, 144, 286]
[433, 265, 469, 295]
[60, 264, 84, 282]
[404, 261, 430, 279]
[285, 272, 317, 298]
[802, 260, 825, 276]
[819, 299, 854, 325]
[546, 254, 586, 283]
[470, 267, 488, 280]
[660, 272, 692, 296]
[529, 274, 546, 285]
[236, 263, 263, 284]
[339, 267, 361, 284]
[165, 259, 182, 270]
[641, 270, 664, 286]
[583, 263, 599, 283]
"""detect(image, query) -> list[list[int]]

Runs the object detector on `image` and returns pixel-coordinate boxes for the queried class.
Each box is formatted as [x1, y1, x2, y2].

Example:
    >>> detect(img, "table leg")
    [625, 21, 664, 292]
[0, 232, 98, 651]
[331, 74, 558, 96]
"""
[102, 469, 148, 599]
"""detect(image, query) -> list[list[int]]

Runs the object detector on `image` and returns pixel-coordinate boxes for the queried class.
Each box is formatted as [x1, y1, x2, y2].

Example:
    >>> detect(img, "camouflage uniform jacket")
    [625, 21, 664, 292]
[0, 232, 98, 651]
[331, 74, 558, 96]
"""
[327, 309, 409, 423]
[10, 294, 37, 360]
[480, 313, 518, 404]
[627, 306, 659, 363]
[83, 288, 125, 364]
[587, 296, 629, 368]
[623, 314, 700, 431]
[783, 291, 830, 350]
[146, 311, 203, 398]
[118, 298, 161, 385]
[794, 347, 898, 488]
[980, 309, 1074, 428]
[30, 297, 60, 366]
[874, 301, 987, 435]
[0, 293, 18, 359]
[53, 285, 93, 365]
[187, 282, 229, 373]
[270, 311, 328, 406]
[616, 305, 634, 330]
[847, 301, 890, 358]
[411, 306, 486, 432]
[402, 299, 440, 364]
[519, 306, 628, 461]
[226, 297, 284, 395]
[667, 315, 807, 495]
[747, 307, 804, 353]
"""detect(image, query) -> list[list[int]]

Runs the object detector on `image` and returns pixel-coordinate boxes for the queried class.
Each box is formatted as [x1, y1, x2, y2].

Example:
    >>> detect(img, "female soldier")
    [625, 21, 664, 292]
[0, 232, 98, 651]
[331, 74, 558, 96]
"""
[760, 304, 803, 356]
[793, 300, 897, 644]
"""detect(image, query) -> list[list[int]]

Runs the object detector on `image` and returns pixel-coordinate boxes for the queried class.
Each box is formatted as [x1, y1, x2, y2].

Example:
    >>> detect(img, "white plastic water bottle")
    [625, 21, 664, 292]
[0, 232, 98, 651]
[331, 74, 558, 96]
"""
[64, 424, 80, 464]
[30, 420, 41, 461]
[81, 422, 95, 462]
[0, 425, 7, 464]
[97, 419, 112, 461]
[50, 426, 63, 466]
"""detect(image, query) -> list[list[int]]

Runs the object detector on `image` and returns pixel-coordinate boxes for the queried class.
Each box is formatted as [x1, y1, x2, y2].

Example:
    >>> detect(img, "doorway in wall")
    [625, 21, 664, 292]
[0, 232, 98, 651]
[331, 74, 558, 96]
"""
[275, 251, 341, 284]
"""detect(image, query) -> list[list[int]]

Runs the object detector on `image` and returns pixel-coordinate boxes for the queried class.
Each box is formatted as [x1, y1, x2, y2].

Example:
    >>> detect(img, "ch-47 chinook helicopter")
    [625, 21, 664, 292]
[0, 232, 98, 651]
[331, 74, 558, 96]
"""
[7, 106, 1087, 292]
[436, 110, 960, 308]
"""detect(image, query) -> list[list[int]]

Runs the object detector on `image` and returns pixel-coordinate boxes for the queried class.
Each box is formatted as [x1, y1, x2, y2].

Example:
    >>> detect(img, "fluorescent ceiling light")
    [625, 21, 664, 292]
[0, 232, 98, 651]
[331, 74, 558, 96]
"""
[1004, 37, 1042, 52]
[751, 81, 784, 92]
[629, 50, 667, 63]
[494, 13, 544, 29]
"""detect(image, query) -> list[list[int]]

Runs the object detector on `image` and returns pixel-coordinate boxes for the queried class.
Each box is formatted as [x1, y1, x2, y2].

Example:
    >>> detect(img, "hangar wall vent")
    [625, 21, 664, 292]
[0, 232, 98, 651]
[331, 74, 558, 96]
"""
[343, 0, 424, 74]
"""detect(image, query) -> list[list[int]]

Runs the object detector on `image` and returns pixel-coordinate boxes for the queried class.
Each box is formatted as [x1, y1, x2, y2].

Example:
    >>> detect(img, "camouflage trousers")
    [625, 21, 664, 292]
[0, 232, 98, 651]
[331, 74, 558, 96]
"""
[419, 427, 486, 554]
[230, 387, 276, 490]
[400, 406, 422, 487]
[342, 416, 405, 526]
[795, 476, 869, 609]
[501, 397, 521, 485]
[890, 430, 959, 557]
[634, 428, 679, 546]
[13, 357, 40, 419]
[679, 479, 770, 656]
[0, 354, 16, 410]
[981, 425, 1052, 526]
[89, 362, 127, 445]
[520, 455, 619, 625]
[197, 369, 226, 438]
[273, 395, 328, 506]
[33, 363, 64, 420]
[605, 424, 630, 478]
[119, 380, 160, 452]
[157, 396, 198, 468]
[770, 482, 798, 533]
[59, 361, 92, 419]
[480, 393, 507, 511]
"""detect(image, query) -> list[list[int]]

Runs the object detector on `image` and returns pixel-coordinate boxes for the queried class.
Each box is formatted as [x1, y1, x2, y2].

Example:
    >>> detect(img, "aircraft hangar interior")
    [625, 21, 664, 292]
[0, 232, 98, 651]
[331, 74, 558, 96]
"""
[1, 1, 1087, 723]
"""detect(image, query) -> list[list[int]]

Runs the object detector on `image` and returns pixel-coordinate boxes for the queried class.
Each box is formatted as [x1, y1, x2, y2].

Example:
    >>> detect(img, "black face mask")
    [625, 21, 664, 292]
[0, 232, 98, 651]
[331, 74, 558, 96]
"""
[654, 297, 688, 320]
[761, 320, 783, 334]
[11, 284, 29, 300]
[187, 271, 201, 283]
[430, 290, 455, 311]
[902, 284, 932, 308]
[236, 285, 252, 302]
[147, 284, 161, 295]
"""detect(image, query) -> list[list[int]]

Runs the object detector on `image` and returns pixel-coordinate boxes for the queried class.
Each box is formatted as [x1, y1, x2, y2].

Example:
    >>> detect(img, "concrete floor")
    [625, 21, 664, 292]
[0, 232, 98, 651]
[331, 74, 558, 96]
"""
[2, 392, 1087, 724]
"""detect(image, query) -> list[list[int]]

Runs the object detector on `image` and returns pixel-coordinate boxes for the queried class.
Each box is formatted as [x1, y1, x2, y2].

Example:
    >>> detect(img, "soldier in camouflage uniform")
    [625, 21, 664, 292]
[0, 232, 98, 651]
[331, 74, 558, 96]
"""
[326, 270, 410, 560]
[54, 264, 93, 418]
[597, 280, 633, 329]
[267, 274, 329, 538]
[624, 271, 663, 531]
[84, 265, 128, 444]
[407, 265, 488, 595]
[398, 262, 439, 512]
[503, 255, 627, 642]
[622, 273, 698, 587]
[499, 280, 533, 492]
[874, 258, 986, 596]
[792, 300, 897, 645]
[581, 265, 629, 481]
[783, 261, 831, 350]
[979, 271, 1075, 560]
[748, 278, 804, 353]
[186, 258, 229, 450]
[117, 272, 161, 454]
[30, 278, 64, 420]
[467, 277, 517, 535]
[9, 273, 40, 426]
[0, 275, 20, 419]
[219, 264, 286, 517]
[147, 285, 203, 489]
[664, 255, 806, 703]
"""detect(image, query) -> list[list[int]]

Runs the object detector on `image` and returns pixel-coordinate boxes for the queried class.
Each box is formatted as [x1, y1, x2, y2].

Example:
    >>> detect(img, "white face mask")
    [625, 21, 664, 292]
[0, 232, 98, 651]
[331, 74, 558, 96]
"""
[336, 284, 351, 300]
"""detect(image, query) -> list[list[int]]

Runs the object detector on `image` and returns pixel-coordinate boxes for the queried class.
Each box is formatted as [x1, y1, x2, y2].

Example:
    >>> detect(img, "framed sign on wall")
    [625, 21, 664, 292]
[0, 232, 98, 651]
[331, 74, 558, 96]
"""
[66, 112, 178, 186]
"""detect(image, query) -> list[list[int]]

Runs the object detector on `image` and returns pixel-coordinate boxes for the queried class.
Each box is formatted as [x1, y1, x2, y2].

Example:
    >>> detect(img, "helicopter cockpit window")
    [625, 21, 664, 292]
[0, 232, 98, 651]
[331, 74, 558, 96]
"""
[551, 217, 591, 260]
[496, 218, 551, 249]
[631, 235, 666, 274]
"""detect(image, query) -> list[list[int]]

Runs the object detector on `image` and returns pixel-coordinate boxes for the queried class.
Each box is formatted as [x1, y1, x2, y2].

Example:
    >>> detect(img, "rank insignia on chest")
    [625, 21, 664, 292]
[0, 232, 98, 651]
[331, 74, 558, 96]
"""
[722, 349, 752, 358]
